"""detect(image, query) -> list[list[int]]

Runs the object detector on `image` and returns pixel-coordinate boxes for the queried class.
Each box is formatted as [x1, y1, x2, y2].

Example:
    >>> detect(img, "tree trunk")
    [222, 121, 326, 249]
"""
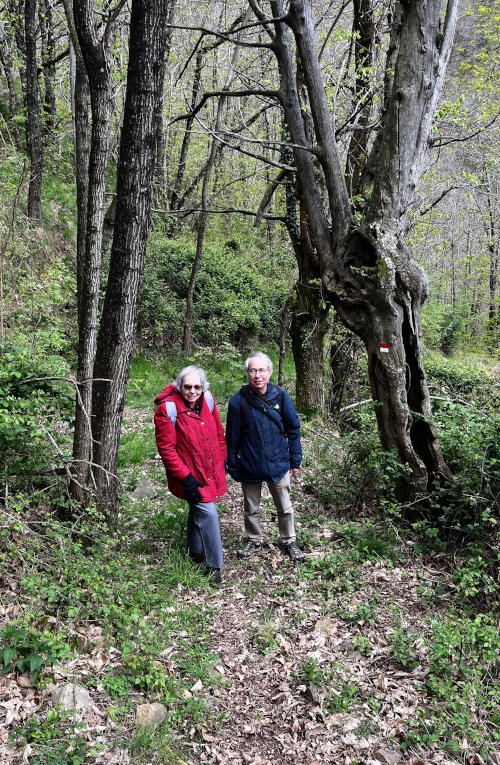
[290, 282, 329, 414]
[24, 0, 43, 222]
[169, 49, 204, 223]
[0, 24, 22, 147]
[91, 0, 170, 515]
[153, 0, 177, 204]
[269, 0, 457, 497]
[345, 0, 375, 199]
[39, 0, 57, 138]
[70, 0, 113, 498]
[277, 297, 291, 386]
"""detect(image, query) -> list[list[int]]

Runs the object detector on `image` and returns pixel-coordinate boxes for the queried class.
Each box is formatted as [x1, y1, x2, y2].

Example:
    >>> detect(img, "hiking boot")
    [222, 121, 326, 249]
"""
[237, 539, 262, 560]
[281, 541, 305, 563]
[204, 567, 222, 586]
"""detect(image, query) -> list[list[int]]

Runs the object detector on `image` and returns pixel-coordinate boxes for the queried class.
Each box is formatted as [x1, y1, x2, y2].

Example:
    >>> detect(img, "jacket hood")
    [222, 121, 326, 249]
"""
[154, 383, 178, 406]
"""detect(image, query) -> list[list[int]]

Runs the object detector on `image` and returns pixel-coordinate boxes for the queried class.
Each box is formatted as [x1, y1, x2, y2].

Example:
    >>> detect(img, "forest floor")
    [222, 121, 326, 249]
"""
[0, 404, 497, 765]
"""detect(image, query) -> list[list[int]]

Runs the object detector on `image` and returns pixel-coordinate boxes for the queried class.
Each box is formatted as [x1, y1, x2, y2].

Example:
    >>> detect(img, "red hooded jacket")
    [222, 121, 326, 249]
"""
[154, 384, 227, 503]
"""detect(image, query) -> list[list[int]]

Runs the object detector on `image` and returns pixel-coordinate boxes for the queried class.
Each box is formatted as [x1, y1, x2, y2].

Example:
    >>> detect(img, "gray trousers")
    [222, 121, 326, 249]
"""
[241, 471, 296, 544]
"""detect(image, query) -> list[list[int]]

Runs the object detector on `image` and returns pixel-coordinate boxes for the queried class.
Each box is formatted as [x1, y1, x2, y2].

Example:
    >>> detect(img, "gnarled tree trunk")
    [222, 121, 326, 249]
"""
[268, 0, 457, 496]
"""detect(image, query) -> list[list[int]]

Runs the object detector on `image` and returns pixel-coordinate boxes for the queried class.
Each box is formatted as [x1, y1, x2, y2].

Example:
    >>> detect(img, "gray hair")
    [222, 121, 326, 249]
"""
[174, 365, 210, 392]
[244, 352, 273, 375]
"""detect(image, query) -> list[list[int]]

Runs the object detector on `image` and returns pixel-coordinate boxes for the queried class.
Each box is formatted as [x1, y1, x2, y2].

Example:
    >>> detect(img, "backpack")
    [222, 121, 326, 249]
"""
[165, 390, 214, 427]
[239, 384, 286, 437]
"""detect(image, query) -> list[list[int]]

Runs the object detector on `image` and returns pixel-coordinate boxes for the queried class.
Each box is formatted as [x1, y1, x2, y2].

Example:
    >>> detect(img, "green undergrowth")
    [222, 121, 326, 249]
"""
[1, 486, 224, 762]
[2, 349, 499, 762]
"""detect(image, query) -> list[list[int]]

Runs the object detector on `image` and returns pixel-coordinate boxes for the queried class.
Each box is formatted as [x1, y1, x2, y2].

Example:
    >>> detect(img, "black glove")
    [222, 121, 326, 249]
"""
[181, 473, 203, 504]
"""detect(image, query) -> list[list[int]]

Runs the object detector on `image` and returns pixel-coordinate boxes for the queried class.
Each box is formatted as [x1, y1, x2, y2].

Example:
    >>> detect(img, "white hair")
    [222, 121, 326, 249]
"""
[174, 365, 209, 392]
[244, 352, 273, 375]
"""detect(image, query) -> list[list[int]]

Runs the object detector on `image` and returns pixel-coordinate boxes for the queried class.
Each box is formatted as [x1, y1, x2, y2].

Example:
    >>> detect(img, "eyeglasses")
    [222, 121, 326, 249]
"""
[182, 384, 202, 391]
[248, 368, 269, 376]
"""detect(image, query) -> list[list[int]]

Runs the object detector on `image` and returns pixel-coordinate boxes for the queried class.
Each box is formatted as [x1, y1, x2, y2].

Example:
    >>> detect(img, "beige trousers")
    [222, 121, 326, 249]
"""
[241, 471, 296, 544]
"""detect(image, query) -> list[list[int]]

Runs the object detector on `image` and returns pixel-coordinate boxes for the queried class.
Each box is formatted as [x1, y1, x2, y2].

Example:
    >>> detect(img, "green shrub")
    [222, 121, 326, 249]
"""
[139, 236, 291, 350]
[0, 624, 72, 684]
[0, 336, 72, 488]
[9, 709, 89, 765]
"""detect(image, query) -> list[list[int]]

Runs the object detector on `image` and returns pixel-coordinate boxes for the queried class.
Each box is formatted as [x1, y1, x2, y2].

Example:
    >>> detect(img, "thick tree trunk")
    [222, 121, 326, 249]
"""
[332, 227, 453, 494]
[290, 281, 329, 414]
[24, 0, 43, 222]
[91, 0, 170, 514]
[269, 0, 458, 496]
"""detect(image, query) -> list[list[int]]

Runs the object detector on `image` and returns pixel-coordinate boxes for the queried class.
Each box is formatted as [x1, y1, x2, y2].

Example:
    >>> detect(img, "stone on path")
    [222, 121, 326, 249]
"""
[52, 683, 93, 712]
[135, 702, 167, 728]
[130, 481, 158, 499]
[373, 747, 403, 765]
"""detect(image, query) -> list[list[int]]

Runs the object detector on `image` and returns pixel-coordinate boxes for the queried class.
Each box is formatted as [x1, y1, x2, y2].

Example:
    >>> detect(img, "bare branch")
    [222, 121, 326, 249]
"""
[166, 22, 275, 49]
[195, 116, 296, 172]
[170, 88, 282, 126]
[152, 205, 285, 221]
[431, 111, 500, 148]
[418, 185, 459, 217]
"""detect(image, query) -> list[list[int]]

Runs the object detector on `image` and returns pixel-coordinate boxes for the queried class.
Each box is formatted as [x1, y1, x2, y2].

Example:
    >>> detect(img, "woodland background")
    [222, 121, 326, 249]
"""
[0, 1, 499, 764]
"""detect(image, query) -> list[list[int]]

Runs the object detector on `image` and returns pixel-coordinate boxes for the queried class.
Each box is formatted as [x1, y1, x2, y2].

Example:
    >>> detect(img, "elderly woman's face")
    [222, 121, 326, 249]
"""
[181, 372, 203, 408]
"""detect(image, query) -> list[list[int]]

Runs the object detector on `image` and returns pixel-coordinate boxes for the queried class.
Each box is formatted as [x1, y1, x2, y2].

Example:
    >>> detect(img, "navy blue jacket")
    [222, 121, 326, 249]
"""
[226, 382, 302, 483]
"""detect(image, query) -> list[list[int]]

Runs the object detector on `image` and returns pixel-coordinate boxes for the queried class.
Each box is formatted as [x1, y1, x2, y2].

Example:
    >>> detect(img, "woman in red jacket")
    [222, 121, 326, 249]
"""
[154, 366, 227, 584]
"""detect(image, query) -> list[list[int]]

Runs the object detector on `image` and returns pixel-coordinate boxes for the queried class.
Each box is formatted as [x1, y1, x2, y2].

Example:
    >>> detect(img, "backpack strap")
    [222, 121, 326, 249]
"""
[239, 384, 286, 437]
[204, 390, 215, 413]
[164, 400, 177, 426]
[164, 391, 214, 427]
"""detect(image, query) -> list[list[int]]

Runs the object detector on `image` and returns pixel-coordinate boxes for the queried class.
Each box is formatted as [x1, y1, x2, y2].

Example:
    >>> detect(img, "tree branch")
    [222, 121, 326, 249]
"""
[431, 111, 500, 147]
[170, 88, 282, 125]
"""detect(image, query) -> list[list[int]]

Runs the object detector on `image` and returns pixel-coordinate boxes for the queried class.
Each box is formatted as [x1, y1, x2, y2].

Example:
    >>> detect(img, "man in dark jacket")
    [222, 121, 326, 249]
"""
[226, 352, 305, 562]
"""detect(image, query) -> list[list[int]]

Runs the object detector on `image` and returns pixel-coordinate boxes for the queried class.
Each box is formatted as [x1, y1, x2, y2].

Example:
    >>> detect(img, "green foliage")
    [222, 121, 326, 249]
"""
[403, 614, 500, 755]
[139, 236, 291, 350]
[118, 427, 157, 467]
[325, 681, 362, 714]
[9, 709, 89, 765]
[422, 303, 463, 355]
[0, 624, 72, 684]
[0, 336, 72, 487]
[303, 409, 412, 512]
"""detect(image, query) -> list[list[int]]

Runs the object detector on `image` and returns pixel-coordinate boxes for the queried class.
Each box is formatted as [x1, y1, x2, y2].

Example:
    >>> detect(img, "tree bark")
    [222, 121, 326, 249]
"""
[0, 23, 22, 147]
[70, 0, 113, 498]
[268, 0, 457, 496]
[91, 0, 170, 514]
[24, 0, 43, 221]
[153, 0, 177, 204]
[38, 0, 57, 137]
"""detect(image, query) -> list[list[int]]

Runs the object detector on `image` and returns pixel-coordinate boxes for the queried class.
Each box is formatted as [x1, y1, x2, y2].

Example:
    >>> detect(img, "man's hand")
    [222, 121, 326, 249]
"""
[290, 468, 299, 477]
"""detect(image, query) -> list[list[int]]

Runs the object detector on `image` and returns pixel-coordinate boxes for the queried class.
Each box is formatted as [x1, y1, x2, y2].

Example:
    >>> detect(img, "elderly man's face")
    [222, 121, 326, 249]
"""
[247, 357, 271, 395]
